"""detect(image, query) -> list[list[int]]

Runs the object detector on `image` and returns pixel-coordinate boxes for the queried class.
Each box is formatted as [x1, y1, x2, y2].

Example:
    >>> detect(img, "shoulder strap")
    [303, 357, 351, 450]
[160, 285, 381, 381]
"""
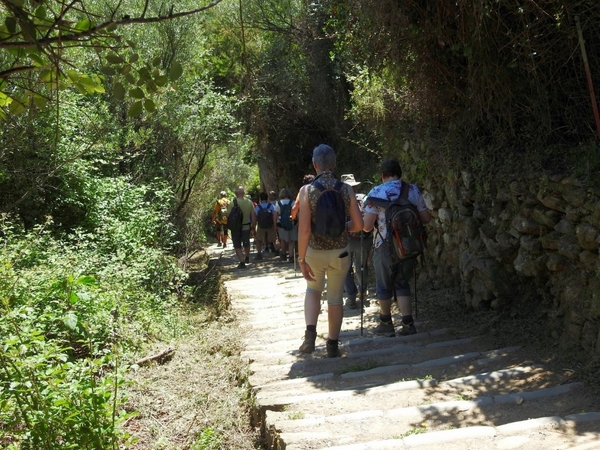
[365, 196, 390, 209]
[233, 198, 238, 207]
[312, 180, 325, 192]
[400, 180, 409, 200]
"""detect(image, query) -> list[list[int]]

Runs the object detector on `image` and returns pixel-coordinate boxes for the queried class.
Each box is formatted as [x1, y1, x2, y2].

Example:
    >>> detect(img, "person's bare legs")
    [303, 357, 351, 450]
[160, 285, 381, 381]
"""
[327, 304, 343, 340]
[303, 290, 321, 326]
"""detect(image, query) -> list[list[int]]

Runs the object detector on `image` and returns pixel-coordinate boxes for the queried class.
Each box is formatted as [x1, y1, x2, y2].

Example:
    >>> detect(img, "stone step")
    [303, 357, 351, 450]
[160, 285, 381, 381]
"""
[264, 383, 589, 449]
[214, 247, 600, 450]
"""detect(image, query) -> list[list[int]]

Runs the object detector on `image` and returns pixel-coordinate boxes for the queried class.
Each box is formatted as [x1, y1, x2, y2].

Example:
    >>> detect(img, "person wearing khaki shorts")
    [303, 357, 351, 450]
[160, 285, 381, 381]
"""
[296, 144, 364, 358]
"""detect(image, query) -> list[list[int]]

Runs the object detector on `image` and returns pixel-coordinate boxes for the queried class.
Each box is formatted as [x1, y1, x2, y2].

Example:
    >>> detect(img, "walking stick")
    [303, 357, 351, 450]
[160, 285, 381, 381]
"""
[414, 263, 418, 320]
[360, 231, 364, 336]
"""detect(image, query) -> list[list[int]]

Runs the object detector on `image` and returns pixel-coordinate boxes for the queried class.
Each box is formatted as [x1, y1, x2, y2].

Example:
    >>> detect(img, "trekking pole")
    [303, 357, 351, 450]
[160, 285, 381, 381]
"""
[360, 231, 364, 336]
[414, 262, 418, 320]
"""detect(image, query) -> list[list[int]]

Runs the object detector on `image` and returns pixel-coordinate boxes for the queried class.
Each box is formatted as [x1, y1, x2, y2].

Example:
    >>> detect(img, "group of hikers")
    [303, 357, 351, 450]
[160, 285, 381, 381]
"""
[211, 143, 431, 357]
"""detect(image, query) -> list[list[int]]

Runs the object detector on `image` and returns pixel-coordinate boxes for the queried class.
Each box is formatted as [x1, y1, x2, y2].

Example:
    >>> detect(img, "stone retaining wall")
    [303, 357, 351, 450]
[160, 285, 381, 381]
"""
[399, 141, 600, 355]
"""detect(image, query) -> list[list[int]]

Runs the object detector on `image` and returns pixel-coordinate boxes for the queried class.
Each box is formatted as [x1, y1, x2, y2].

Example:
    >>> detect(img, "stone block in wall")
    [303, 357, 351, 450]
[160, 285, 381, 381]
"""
[461, 170, 473, 190]
[554, 218, 575, 235]
[576, 223, 599, 250]
[458, 204, 474, 216]
[512, 214, 545, 236]
[564, 286, 588, 313]
[562, 186, 586, 208]
[438, 208, 453, 225]
[589, 277, 600, 319]
[540, 231, 561, 250]
[579, 250, 599, 271]
[546, 253, 568, 272]
[539, 195, 568, 213]
[473, 208, 485, 221]
[496, 187, 511, 202]
[532, 208, 560, 229]
[513, 246, 547, 278]
[591, 202, 600, 227]
[520, 235, 543, 253]
[566, 206, 588, 222]
[480, 228, 501, 259]
[423, 191, 441, 210]
[465, 218, 480, 239]
[581, 320, 599, 353]
[444, 182, 459, 208]
[557, 235, 582, 261]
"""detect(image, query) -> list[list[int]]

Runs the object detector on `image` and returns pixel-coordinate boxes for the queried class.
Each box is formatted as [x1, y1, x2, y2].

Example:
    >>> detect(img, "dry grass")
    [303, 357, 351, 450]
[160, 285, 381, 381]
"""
[121, 257, 261, 450]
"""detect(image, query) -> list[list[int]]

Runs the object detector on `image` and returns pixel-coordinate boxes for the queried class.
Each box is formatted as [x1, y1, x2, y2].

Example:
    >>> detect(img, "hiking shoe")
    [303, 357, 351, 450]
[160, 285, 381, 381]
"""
[237, 262, 247, 269]
[326, 340, 340, 358]
[274, 250, 280, 256]
[397, 322, 417, 336]
[244, 256, 249, 263]
[217, 242, 222, 247]
[280, 253, 287, 261]
[254, 253, 263, 261]
[374, 320, 395, 337]
[298, 330, 317, 353]
[346, 296, 357, 309]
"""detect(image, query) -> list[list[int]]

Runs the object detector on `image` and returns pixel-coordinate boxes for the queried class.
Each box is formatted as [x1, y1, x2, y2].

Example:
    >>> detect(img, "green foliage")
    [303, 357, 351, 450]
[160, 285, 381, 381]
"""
[327, 0, 600, 150]
[0, 171, 189, 447]
[191, 427, 223, 450]
[0, 0, 222, 118]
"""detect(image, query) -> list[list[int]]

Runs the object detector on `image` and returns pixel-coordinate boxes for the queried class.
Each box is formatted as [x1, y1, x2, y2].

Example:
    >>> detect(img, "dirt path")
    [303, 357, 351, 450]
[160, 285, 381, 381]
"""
[211, 244, 600, 450]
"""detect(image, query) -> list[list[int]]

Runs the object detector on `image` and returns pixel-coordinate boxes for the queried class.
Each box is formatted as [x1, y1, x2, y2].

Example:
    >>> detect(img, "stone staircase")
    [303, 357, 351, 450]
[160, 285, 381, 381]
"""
[215, 247, 600, 450]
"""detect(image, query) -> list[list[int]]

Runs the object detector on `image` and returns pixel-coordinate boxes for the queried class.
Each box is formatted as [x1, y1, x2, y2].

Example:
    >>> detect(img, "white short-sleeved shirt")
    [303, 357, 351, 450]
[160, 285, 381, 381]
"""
[363, 179, 428, 248]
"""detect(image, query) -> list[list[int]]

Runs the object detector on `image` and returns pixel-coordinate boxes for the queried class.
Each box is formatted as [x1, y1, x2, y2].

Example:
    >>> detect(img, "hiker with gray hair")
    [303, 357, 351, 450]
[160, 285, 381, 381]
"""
[340, 174, 373, 309]
[296, 144, 364, 357]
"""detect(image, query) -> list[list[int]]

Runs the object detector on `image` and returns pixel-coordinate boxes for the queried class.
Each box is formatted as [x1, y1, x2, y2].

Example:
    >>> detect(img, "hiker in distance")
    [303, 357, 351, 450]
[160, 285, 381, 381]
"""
[227, 186, 256, 269]
[297, 144, 364, 357]
[274, 188, 296, 262]
[211, 191, 230, 248]
[340, 174, 373, 310]
[362, 159, 431, 336]
[254, 192, 276, 261]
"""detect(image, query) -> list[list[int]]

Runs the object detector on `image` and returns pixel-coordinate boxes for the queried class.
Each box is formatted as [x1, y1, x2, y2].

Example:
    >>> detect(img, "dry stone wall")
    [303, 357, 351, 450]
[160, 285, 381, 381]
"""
[399, 141, 600, 356]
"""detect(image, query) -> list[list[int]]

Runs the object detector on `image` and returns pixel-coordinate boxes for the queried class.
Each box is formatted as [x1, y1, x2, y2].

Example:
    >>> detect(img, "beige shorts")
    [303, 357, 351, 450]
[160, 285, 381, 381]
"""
[305, 246, 350, 306]
[256, 227, 276, 245]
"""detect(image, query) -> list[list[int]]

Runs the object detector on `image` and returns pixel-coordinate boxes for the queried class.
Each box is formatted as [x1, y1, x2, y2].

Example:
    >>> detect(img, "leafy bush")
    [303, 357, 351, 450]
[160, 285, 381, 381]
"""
[0, 175, 189, 448]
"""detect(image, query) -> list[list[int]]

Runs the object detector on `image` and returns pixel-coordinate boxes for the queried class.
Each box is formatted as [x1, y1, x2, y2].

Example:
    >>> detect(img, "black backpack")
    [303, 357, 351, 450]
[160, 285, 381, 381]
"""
[257, 204, 274, 229]
[367, 181, 426, 261]
[227, 198, 243, 233]
[311, 179, 346, 238]
[277, 201, 293, 231]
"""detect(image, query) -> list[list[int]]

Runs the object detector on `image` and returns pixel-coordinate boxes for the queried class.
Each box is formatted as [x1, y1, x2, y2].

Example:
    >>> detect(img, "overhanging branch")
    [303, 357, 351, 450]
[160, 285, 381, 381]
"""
[0, 0, 224, 50]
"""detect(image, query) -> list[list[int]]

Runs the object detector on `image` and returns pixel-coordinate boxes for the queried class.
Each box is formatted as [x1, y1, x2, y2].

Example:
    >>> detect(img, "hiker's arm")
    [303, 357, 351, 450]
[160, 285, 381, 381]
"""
[291, 193, 300, 220]
[419, 209, 432, 224]
[251, 208, 257, 234]
[363, 211, 377, 233]
[346, 186, 364, 232]
[211, 202, 218, 223]
[297, 187, 311, 259]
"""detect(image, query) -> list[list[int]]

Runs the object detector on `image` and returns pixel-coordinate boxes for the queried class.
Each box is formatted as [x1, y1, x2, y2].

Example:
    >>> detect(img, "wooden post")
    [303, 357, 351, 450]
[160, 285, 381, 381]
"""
[575, 16, 600, 139]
